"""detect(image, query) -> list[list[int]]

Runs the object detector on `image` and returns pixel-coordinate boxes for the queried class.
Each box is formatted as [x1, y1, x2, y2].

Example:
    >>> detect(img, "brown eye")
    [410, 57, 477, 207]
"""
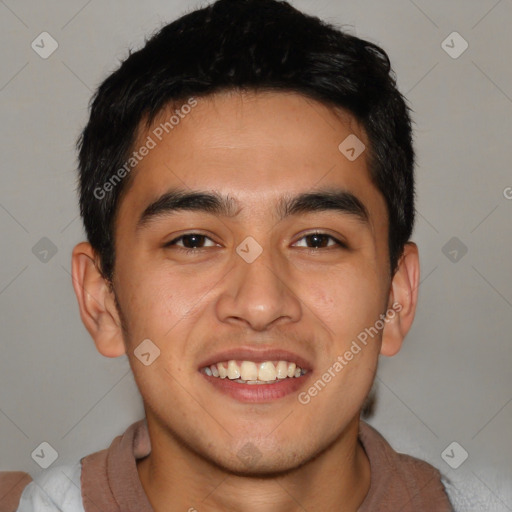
[293, 232, 347, 249]
[164, 233, 218, 250]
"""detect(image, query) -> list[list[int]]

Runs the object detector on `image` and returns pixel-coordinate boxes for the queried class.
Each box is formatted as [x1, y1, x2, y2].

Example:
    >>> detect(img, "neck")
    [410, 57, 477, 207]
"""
[137, 415, 371, 512]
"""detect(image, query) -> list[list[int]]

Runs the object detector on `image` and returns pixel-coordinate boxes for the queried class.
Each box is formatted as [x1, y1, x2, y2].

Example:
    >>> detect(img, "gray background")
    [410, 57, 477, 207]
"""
[0, 0, 511, 510]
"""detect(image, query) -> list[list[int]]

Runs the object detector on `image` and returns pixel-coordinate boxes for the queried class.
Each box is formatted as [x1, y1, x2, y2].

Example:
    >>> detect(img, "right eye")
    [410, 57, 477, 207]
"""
[163, 233, 219, 252]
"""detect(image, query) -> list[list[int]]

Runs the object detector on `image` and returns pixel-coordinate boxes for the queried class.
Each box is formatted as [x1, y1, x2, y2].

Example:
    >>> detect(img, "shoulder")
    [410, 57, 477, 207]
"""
[0, 462, 84, 512]
[0, 471, 32, 511]
[358, 421, 454, 511]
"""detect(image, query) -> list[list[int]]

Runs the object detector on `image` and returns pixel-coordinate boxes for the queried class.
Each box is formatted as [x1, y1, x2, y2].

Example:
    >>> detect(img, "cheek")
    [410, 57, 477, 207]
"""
[296, 261, 385, 337]
[115, 256, 220, 342]
[114, 261, 178, 337]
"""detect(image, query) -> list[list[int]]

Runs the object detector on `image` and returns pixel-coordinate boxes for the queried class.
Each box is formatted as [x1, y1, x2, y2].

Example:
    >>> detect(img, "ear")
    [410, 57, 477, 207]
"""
[71, 242, 126, 358]
[380, 242, 420, 357]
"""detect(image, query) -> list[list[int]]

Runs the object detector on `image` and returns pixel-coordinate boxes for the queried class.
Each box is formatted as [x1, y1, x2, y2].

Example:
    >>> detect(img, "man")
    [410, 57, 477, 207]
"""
[1, 0, 455, 510]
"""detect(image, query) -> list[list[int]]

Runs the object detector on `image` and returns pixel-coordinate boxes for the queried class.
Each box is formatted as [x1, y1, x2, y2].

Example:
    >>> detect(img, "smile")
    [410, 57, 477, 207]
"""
[199, 359, 312, 403]
[200, 359, 308, 383]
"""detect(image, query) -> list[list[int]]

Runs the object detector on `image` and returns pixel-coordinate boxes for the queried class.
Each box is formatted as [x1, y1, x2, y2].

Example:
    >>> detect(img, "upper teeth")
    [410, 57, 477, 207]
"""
[202, 360, 306, 381]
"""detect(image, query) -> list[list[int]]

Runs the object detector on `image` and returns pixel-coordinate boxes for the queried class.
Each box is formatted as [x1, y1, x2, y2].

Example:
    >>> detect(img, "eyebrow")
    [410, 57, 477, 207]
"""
[136, 187, 371, 230]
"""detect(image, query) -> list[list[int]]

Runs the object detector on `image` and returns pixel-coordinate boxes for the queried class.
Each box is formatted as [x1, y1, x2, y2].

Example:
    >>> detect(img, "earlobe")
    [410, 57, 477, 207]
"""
[380, 242, 420, 357]
[71, 242, 126, 358]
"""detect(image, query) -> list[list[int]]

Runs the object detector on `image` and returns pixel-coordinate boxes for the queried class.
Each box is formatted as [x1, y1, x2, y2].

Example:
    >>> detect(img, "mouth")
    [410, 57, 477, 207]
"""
[198, 348, 313, 402]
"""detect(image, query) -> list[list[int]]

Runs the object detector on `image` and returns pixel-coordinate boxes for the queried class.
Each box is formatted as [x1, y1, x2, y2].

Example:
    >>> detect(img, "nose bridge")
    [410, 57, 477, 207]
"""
[239, 241, 281, 294]
[215, 236, 302, 330]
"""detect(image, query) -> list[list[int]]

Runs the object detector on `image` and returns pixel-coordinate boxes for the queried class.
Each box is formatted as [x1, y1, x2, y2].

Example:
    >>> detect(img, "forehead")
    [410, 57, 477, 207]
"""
[118, 90, 387, 233]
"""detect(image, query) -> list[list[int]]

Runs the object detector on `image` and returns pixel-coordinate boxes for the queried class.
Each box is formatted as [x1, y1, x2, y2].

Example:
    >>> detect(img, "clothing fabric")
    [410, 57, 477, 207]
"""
[1, 418, 455, 511]
[11, 461, 83, 512]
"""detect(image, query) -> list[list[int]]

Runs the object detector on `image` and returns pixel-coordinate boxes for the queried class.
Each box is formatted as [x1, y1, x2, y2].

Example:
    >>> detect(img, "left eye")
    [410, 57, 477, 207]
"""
[293, 232, 346, 249]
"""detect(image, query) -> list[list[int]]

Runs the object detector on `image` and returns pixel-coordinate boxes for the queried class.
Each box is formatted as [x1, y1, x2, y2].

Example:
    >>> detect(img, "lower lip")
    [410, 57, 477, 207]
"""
[200, 372, 312, 403]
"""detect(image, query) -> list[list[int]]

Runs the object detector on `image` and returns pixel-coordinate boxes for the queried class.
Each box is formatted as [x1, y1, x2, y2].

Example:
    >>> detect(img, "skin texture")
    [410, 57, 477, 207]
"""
[72, 90, 420, 512]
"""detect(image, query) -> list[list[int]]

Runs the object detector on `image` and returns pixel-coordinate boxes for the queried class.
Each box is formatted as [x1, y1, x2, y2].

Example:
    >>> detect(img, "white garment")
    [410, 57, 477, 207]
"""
[16, 462, 84, 512]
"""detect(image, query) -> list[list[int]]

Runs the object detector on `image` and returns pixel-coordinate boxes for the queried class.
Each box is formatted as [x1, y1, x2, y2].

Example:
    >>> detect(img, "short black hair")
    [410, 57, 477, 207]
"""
[77, 0, 416, 281]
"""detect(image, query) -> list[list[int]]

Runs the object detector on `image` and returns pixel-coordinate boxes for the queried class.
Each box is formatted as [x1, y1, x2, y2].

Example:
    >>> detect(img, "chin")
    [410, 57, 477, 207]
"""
[213, 453, 309, 478]
[201, 440, 312, 478]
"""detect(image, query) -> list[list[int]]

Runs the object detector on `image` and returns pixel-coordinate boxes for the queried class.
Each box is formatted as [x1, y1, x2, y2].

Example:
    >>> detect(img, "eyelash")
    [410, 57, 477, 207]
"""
[164, 231, 348, 254]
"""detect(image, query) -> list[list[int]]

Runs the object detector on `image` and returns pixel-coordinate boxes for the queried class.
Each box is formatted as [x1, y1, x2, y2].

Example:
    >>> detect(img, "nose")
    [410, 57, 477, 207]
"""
[215, 245, 302, 331]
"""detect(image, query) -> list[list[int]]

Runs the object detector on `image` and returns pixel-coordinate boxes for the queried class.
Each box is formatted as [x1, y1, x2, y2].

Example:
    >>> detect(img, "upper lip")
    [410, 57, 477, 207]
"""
[198, 347, 313, 371]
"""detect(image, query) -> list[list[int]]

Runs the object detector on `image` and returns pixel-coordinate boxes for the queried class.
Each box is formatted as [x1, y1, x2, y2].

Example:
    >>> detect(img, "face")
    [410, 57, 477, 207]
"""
[108, 90, 393, 473]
